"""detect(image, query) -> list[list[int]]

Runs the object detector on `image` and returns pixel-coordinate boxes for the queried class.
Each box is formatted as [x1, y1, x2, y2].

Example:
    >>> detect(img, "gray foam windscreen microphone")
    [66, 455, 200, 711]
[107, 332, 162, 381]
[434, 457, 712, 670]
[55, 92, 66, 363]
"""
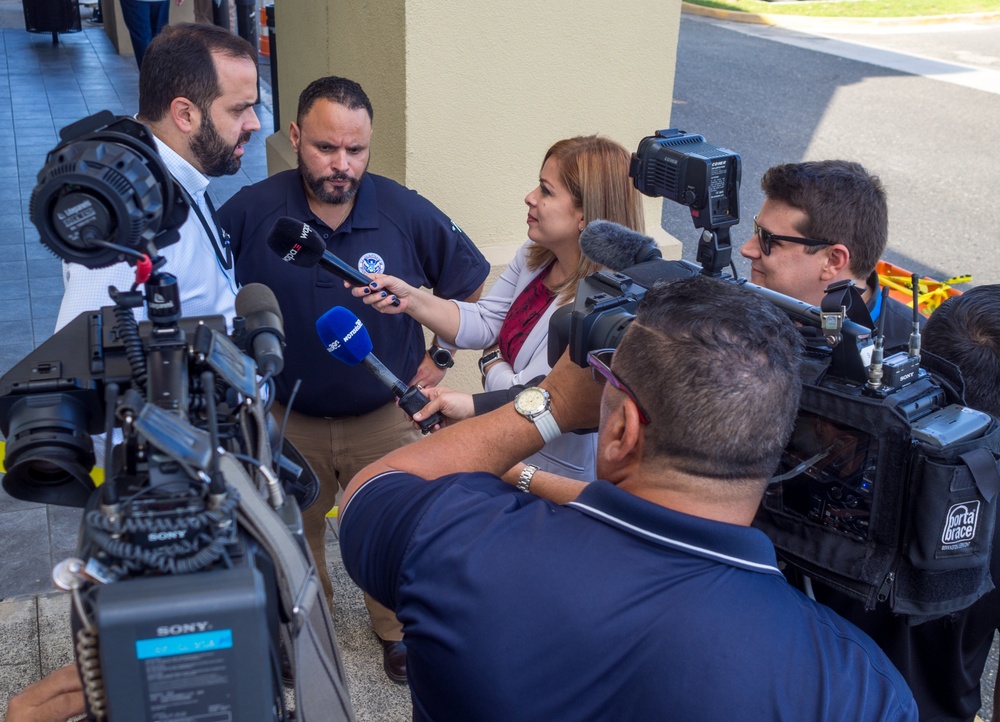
[579, 220, 661, 271]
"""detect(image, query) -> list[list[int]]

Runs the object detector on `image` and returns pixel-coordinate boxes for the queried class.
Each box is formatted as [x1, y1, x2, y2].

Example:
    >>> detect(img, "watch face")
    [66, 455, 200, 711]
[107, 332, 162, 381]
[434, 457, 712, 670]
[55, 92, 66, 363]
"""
[515, 387, 548, 416]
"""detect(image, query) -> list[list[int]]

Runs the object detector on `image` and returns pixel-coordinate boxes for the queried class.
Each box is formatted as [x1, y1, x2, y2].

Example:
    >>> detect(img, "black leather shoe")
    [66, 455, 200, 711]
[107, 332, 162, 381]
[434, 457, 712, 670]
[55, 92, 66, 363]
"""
[380, 639, 407, 683]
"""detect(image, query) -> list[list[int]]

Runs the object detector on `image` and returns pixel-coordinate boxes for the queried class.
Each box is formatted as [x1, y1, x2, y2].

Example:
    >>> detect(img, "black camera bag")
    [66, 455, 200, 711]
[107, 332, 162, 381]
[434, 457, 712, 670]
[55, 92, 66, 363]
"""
[754, 372, 1000, 622]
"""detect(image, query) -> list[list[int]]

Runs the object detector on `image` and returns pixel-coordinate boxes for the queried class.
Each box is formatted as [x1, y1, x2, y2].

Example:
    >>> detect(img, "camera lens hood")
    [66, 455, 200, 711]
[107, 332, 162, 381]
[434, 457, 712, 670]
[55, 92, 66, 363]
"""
[28, 112, 188, 268]
[2, 393, 96, 507]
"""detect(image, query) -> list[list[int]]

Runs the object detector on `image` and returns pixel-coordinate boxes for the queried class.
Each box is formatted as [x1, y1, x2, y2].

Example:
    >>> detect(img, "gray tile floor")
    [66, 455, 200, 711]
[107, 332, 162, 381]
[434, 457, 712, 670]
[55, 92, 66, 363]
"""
[0, 14, 409, 721]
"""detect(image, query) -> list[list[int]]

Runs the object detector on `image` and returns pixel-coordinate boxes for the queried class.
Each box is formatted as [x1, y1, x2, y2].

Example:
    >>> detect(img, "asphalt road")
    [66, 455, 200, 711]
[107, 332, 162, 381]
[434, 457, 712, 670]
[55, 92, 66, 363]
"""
[659, 13, 1000, 289]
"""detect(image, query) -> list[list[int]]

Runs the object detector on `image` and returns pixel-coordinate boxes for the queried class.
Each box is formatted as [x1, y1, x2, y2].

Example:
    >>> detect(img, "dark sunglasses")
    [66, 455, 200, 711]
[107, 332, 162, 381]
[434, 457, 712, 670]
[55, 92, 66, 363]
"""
[587, 349, 650, 425]
[753, 215, 834, 256]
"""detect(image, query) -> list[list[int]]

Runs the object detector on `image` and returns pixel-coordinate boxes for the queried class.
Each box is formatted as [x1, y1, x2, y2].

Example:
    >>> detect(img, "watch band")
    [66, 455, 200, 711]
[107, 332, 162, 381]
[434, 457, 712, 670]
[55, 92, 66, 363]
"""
[532, 409, 562, 444]
[517, 464, 540, 493]
[478, 349, 503, 376]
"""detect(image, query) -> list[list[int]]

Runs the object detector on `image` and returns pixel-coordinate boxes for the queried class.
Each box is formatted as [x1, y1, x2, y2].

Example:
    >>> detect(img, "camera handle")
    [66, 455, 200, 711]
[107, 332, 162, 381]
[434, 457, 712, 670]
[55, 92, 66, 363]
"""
[695, 227, 732, 277]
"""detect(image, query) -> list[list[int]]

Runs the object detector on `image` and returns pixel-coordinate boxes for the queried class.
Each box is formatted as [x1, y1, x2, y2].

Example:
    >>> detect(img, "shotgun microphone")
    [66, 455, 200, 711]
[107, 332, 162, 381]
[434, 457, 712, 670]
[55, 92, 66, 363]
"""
[579, 220, 662, 271]
[235, 283, 285, 377]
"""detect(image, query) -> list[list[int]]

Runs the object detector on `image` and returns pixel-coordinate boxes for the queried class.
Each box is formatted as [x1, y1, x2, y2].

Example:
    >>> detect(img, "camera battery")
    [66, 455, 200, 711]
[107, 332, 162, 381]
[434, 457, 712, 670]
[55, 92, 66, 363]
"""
[92, 542, 277, 721]
[911, 404, 992, 449]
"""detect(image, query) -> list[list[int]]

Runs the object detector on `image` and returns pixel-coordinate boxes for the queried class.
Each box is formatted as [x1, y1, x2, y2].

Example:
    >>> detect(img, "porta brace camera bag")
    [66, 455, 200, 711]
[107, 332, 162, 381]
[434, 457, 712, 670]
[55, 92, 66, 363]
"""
[754, 373, 1000, 622]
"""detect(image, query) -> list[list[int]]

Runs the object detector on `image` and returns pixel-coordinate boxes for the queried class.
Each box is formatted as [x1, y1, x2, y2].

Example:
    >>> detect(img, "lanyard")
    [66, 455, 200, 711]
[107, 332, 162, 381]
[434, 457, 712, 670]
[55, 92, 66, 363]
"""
[181, 187, 233, 271]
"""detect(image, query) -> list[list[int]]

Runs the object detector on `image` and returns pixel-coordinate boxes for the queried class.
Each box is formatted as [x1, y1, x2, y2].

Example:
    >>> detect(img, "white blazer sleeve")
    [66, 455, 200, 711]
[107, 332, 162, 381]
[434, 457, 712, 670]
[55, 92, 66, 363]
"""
[453, 242, 542, 350]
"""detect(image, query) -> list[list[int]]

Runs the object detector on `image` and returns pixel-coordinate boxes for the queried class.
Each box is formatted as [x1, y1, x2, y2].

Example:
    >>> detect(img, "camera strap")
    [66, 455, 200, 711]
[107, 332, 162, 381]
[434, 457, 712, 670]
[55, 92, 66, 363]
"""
[821, 280, 875, 331]
[219, 450, 356, 721]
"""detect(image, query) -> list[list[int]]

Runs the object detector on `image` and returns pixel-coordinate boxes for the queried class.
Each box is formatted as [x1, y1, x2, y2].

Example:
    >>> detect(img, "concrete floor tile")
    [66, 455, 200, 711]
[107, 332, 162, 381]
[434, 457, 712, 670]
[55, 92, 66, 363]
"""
[0, 243, 23, 262]
[0, 318, 32, 338]
[47, 505, 83, 560]
[0, 342, 35, 377]
[0, 508, 53, 600]
[35, 592, 73, 673]
[0, 555, 54, 601]
[0, 596, 38, 666]
[0, 492, 44, 514]
[0, 663, 42, 720]
[0, 259, 26, 281]
[30, 293, 62, 318]
[31, 315, 56, 345]
[27, 255, 62, 278]
[28, 273, 63, 295]
[0, 230, 24, 247]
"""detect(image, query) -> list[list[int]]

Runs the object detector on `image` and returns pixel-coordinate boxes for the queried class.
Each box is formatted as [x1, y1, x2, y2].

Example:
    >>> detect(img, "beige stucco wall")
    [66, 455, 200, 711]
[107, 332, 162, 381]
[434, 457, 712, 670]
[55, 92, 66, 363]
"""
[268, 0, 681, 250]
[267, 0, 684, 390]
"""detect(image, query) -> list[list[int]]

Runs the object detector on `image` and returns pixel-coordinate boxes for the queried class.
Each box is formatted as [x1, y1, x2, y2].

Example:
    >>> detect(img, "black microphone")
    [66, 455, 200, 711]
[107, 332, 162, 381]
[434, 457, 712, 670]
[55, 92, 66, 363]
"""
[579, 220, 662, 271]
[316, 306, 444, 433]
[265, 217, 400, 306]
[235, 283, 285, 377]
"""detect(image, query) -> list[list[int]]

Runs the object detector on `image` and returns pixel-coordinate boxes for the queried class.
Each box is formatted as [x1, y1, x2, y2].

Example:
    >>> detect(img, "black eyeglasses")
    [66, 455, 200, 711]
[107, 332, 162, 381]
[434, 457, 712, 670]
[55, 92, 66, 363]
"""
[586, 349, 650, 425]
[753, 215, 834, 256]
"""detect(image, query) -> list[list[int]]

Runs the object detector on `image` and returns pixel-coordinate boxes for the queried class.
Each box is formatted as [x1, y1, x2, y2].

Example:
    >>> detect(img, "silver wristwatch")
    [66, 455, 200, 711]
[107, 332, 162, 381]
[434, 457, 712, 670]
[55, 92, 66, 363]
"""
[478, 349, 503, 376]
[517, 464, 540, 493]
[513, 387, 561, 444]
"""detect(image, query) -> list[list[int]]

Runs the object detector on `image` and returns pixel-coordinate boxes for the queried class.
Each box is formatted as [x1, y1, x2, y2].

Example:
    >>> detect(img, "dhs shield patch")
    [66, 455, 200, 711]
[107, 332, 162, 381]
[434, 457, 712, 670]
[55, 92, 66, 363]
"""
[359, 253, 385, 275]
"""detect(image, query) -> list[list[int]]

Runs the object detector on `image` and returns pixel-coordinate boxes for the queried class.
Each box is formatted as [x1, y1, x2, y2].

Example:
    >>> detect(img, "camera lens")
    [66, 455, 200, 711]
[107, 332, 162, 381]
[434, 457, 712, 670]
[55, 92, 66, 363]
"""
[2, 393, 96, 507]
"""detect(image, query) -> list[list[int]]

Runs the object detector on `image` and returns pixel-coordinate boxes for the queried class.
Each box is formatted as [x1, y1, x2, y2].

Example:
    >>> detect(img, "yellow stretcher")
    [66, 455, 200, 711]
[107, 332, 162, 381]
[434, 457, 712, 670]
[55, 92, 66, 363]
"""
[876, 260, 969, 317]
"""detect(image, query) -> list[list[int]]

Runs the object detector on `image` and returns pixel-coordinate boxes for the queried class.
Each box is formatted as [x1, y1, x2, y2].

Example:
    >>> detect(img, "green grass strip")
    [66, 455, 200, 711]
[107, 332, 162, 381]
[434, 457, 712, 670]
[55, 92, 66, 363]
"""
[683, 0, 1000, 19]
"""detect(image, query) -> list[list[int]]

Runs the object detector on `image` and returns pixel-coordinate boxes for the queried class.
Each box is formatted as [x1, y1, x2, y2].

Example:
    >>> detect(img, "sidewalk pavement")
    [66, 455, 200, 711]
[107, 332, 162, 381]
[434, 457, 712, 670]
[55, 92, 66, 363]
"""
[681, 2, 1000, 32]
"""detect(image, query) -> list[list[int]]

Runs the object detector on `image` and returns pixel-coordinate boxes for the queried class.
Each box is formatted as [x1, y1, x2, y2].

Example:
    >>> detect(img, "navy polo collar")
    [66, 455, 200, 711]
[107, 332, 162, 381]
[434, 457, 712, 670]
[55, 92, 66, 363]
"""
[568, 481, 782, 575]
[287, 171, 380, 233]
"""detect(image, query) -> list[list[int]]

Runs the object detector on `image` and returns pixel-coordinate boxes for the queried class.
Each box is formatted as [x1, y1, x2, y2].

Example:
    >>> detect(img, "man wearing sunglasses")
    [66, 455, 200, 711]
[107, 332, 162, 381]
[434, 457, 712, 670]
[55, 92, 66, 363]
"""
[337, 275, 917, 721]
[740, 160, 920, 349]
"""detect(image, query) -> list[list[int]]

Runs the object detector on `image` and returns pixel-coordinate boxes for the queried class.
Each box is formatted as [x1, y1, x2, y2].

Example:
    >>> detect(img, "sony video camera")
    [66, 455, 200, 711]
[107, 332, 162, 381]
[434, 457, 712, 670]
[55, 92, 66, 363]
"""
[552, 128, 1000, 621]
[0, 111, 353, 721]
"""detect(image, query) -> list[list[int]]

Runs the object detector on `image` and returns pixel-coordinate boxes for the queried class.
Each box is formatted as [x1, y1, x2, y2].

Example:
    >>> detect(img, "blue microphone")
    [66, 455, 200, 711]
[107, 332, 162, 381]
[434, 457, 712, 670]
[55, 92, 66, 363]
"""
[316, 307, 444, 433]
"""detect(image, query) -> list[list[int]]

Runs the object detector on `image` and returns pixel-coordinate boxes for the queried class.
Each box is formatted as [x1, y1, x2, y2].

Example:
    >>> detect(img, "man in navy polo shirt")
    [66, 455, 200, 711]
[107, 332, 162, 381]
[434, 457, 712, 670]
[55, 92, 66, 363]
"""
[339, 275, 918, 721]
[218, 76, 488, 683]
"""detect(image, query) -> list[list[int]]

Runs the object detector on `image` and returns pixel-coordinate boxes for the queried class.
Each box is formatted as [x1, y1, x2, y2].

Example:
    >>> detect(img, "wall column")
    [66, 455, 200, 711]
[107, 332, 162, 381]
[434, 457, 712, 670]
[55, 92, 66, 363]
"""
[268, 0, 684, 389]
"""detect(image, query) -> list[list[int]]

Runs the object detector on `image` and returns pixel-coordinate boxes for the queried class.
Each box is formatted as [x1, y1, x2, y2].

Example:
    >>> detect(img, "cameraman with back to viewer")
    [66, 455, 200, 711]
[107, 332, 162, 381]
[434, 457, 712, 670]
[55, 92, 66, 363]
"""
[339, 275, 917, 721]
[739, 159, 921, 349]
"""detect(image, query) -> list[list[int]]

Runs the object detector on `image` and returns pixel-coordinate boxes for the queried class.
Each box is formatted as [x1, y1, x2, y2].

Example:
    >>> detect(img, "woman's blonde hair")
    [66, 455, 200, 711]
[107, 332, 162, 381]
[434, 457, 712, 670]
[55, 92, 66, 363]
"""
[526, 135, 645, 302]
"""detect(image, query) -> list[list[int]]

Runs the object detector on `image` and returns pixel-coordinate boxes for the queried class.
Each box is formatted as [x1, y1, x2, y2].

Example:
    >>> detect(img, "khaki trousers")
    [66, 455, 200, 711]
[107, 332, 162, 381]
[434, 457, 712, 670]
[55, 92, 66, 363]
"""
[272, 400, 420, 642]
